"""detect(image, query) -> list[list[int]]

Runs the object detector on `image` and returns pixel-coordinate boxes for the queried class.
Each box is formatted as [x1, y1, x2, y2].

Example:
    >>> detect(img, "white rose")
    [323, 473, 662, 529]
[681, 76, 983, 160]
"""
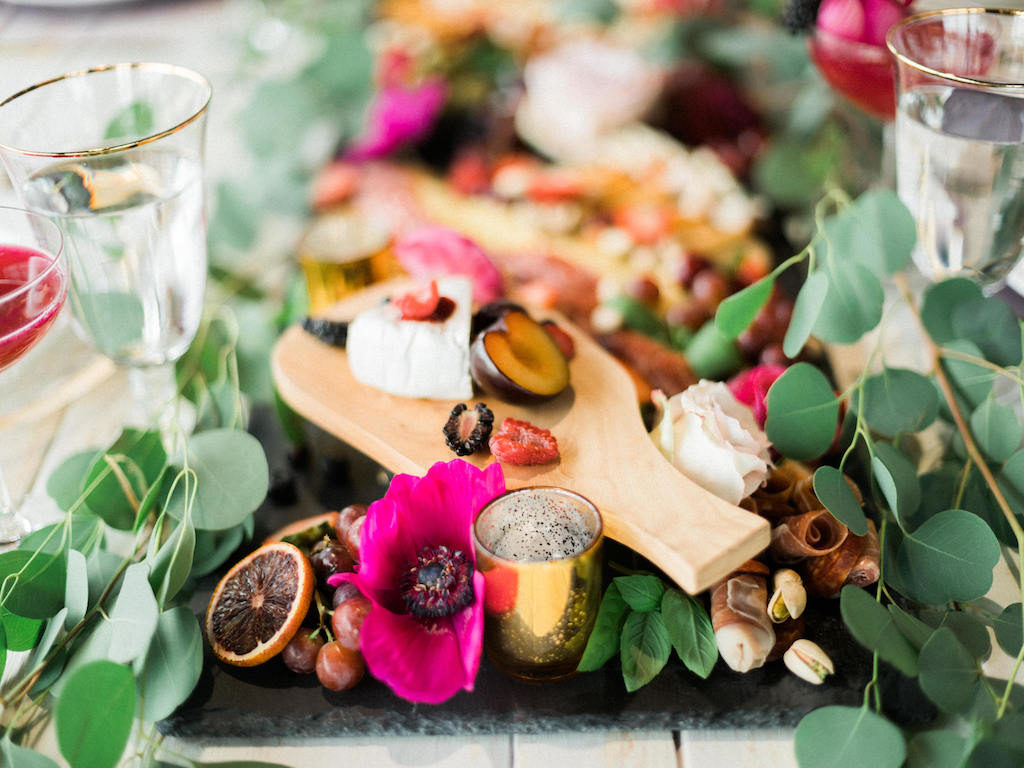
[650, 381, 772, 506]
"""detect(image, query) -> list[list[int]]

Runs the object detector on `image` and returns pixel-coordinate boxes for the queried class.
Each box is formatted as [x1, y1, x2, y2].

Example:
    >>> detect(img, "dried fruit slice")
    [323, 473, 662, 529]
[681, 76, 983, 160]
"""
[443, 402, 495, 456]
[205, 541, 315, 667]
[489, 417, 559, 466]
[394, 280, 440, 320]
[301, 317, 348, 347]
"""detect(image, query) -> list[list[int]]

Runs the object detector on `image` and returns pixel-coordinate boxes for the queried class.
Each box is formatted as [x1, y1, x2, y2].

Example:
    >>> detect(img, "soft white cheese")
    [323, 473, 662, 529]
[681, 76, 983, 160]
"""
[346, 276, 474, 400]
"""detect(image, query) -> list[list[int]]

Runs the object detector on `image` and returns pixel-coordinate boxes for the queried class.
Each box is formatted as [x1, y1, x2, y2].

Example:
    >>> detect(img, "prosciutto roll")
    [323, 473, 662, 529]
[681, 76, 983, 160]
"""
[770, 509, 849, 562]
[711, 562, 776, 673]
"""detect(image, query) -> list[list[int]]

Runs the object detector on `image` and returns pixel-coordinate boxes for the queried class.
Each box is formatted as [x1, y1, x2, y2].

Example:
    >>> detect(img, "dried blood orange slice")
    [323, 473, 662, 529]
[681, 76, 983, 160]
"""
[205, 541, 314, 667]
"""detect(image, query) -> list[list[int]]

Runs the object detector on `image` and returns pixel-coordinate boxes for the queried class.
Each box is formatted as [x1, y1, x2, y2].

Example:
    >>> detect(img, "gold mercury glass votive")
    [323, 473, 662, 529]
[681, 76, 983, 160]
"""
[473, 486, 604, 682]
[298, 211, 399, 315]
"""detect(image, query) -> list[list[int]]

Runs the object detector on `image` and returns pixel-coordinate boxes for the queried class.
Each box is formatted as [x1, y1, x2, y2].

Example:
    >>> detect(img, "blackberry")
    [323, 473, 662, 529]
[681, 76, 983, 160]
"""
[782, 0, 821, 34]
[301, 316, 348, 347]
[442, 403, 495, 456]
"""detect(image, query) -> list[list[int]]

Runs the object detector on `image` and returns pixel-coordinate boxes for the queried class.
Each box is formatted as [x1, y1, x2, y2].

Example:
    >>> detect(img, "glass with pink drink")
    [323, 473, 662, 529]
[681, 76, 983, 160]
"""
[0, 206, 66, 542]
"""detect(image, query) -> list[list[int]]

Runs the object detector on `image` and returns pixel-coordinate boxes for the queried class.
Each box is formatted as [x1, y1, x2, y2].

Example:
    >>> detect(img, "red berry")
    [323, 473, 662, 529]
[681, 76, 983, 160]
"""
[332, 596, 371, 651]
[488, 417, 559, 466]
[282, 629, 323, 675]
[316, 641, 364, 691]
[542, 321, 576, 360]
[395, 280, 440, 321]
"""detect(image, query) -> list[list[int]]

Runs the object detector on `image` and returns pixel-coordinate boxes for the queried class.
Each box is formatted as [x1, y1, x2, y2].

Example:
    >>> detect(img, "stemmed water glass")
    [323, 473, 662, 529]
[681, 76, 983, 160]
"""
[0, 206, 67, 543]
[0, 63, 211, 426]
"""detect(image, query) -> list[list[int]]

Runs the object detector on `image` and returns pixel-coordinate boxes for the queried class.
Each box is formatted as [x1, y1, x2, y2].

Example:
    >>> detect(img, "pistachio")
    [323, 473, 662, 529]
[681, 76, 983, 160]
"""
[768, 569, 807, 623]
[784, 639, 834, 684]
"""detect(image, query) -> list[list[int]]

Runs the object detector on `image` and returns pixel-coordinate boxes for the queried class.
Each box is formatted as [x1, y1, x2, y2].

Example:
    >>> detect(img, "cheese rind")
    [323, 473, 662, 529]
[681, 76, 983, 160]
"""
[346, 277, 474, 400]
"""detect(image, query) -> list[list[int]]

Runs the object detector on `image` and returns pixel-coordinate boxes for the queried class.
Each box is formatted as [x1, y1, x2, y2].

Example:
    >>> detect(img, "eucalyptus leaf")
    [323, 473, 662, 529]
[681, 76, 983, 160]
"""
[685, 321, 742, 380]
[620, 611, 671, 692]
[139, 605, 203, 722]
[46, 450, 101, 511]
[0, 608, 42, 651]
[993, 603, 1023, 657]
[993, 712, 1024, 755]
[839, 586, 917, 676]
[661, 589, 717, 678]
[56, 660, 135, 768]
[614, 574, 665, 612]
[857, 368, 938, 437]
[87, 549, 125, 608]
[28, 647, 66, 698]
[813, 466, 867, 535]
[0, 549, 67, 619]
[919, 610, 991, 661]
[0, 620, 7, 681]
[1, 737, 61, 768]
[783, 271, 828, 358]
[963, 738, 1020, 767]
[918, 627, 980, 713]
[766, 363, 840, 460]
[65, 549, 89, 629]
[971, 398, 1021, 463]
[906, 730, 969, 768]
[894, 509, 1000, 605]
[28, 607, 68, 673]
[952, 296, 1023, 367]
[208, 180, 258, 253]
[107, 562, 159, 664]
[921, 278, 984, 343]
[941, 339, 997, 409]
[871, 442, 920, 527]
[847, 189, 916, 275]
[84, 428, 167, 531]
[811, 260, 884, 344]
[51, 620, 113, 697]
[242, 80, 320, 158]
[715, 277, 773, 339]
[18, 514, 103, 556]
[147, 517, 196, 607]
[578, 582, 629, 672]
[794, 705, 905, 768]
[166, 429, 269, 530]
[887, 604, 933, 650]
[190, 523, 245, 578]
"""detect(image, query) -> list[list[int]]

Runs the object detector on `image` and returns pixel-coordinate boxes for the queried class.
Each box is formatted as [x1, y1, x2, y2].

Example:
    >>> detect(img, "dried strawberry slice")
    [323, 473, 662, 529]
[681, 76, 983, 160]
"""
[395, 280, 440, 320]
[489, 417, 559, 466]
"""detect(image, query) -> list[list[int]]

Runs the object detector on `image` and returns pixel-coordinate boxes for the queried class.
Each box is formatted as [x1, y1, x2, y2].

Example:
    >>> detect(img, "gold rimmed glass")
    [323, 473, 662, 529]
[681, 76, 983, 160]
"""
[887, 9, 1024, 290]
[0, 63, 212, 425]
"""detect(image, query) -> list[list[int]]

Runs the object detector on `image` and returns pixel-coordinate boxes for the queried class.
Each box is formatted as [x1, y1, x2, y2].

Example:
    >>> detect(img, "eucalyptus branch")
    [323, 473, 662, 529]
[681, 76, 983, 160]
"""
[937, 347, 1024, 388]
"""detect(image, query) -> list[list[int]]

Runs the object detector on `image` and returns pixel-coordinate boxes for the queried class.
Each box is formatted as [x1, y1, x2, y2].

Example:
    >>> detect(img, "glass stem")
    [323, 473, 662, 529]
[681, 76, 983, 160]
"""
[0, 461, 31, 545]
[128, 363, 177, 431]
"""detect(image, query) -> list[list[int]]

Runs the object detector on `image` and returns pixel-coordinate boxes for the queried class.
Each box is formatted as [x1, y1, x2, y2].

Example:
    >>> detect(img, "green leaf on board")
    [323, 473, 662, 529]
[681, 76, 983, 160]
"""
[813, 466, 867, 535]
[887, 604, 934, 651]
[107, 562, 159, 664]
[147, 517, 196, 607]
[620, 610, 671, 692]
[46, 450, 101, 511]
[56, 660, 135, 768]
[857, 368, 938, 437]
[766, 362, 840, 461]
[685, 321, 742, 380]
[165, 429, 269, 530]
[104, 100, 155, 140]
[941, 339, 997, 409]
[139, 605, 203, 722]
[839, 586, 918, 676]
[811, 260, 884, 344]
[190, 523, 246, 579]
[715, 277, 773, 339]
[918, 627, 980, 713]
[661, 589, 717, 679]
[906, 730, 969, 768]
[783, 270, 828, 359]
[993, 603, 1023, 658]
[0, 608, 42, 651]
[952, 297, 1023, 367]
[64, 549, 89, 630]
[0, 549, 67, 619]
[794, 705, 906, 768]
[894, 509, 1000, 605]
[919, 609, 991, 661]
[75, 291, 144, 359]
[83, 428, 167, 531]
[971, 398, 1022, 463]
[578, 582, 630, 672]
[1, 736, 61, 768]
[921, 278, 984, 343]
[871, 442, 920, 527]
[614, 574, 666, 613]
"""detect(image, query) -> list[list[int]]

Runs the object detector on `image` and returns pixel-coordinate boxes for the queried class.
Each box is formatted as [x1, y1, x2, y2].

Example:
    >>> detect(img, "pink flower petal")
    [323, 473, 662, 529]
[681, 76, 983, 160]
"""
[449, 571, 486, 691]
[346, 79, 447, 162]
[728, 364, 786, 428]
[394, 227, 505, 305]
[817, 0, 866, 42]
[360, 606, 469, 704]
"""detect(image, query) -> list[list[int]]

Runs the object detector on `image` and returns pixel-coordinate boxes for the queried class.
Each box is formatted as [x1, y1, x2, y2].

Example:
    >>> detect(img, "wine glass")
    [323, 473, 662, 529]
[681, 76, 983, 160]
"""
[0, 206, 67, 543]
[888, 8, 1024, 291]
[0, 63, 211, 426]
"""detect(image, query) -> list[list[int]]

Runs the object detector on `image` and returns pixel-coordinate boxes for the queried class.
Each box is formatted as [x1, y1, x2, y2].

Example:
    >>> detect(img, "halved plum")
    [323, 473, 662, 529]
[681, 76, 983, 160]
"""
[470, 311, 570, 403]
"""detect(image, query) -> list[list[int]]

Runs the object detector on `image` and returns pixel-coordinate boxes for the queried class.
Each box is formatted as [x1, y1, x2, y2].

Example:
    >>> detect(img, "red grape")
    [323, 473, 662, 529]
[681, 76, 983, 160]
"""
[332, 596, 371, 651]
[676, 252, 711, 289]
[332, 581, 362, 608]
[625, 275, 660, 306]
[665, 301, 709, 332]
[310, 539, 355, 582]
[282, 629, 323, 675]
[316, 641, 365, 691]
[334, 504, 367, 543]
[690, 269, 729, 310]
[345, 516, 365, 563]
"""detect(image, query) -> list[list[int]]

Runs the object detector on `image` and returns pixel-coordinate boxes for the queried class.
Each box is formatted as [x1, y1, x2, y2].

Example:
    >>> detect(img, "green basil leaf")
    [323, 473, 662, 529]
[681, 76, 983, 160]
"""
[661, 589, 717, 678]
[578, 582, 629, 672]
[56, 660, 135, 768]
[766, 362, 840, 460]
[715, 277, 773, 339]
[971, 398, 1022, 463]
[918, 627, 980, 713]
[613, 574, 665, 613]
[0, 549, 67, 619]
[813, 466, 868, 535]
[139, 606, 203, 722]
[839, 585, 918, 676]
[107, 562, 159, 664]
[794, 705, 906, 768]
[783, 271, 828, 359]
[906, 730, 969, 768]
[620, 611, 671, 692]
[993, 603, 1023, 658]
[857, 368, 938, 437]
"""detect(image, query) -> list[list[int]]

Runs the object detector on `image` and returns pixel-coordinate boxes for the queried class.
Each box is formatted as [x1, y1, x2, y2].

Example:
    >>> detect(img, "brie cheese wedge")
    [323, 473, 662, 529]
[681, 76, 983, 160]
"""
[346, 276, 474, 400]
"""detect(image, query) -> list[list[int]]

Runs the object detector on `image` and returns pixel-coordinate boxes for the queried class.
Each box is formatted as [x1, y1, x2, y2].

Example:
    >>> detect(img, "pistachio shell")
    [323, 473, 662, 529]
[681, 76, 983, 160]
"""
[768, 570, 806, 623]
[784, 639, 834, 684]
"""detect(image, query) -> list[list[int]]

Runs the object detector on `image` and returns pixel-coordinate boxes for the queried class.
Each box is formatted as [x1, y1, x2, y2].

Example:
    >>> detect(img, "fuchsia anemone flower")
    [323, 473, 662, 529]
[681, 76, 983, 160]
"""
[728, 364, 787, 429]
[328, 460, 505, 704]
[394, 226, 505, 305]
[345, 78, 447, 162]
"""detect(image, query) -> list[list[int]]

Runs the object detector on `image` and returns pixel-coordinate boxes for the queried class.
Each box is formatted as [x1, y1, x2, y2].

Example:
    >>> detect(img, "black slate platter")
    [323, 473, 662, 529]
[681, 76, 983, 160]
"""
[159, 410, 928, 738]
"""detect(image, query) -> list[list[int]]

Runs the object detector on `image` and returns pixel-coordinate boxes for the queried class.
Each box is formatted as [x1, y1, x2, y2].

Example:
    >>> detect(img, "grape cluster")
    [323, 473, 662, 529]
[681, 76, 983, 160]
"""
[281, 504, 369, 691]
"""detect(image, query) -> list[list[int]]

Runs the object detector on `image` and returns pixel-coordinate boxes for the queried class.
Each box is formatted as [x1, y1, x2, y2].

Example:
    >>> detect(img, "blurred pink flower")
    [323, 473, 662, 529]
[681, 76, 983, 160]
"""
[345, 78, 447, 162]
[328, 460, 505, 704]
[394, 226, 504, 305]
[728, 364, 787, 429]
[816, 0, 910, 46]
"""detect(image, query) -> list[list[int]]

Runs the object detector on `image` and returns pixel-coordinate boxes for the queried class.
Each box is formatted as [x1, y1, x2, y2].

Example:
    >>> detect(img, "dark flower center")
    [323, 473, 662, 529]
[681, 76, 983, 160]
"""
[399, 545, 475, 619]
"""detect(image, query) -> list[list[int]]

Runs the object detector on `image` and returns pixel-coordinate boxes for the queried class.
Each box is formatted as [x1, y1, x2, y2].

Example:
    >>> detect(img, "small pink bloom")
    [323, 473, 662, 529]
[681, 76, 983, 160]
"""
[816, 0, 909, 46]
[728, 364, 786, 428]
[345, 78, 447, 162]
[394, 226, 504, 305]
[328, 460, 505, 704]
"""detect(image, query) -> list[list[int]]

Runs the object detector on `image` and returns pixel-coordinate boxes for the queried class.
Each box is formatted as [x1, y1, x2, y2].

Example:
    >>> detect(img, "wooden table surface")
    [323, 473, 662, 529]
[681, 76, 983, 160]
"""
[0, 2, 1008, 766]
